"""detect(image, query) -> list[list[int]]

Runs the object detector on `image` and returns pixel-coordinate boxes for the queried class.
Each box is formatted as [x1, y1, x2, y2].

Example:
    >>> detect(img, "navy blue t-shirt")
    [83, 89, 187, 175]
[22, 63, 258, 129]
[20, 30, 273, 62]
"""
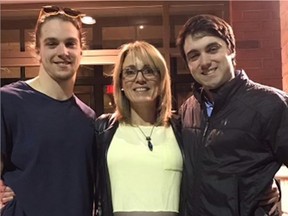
[1, 81, 96, 216]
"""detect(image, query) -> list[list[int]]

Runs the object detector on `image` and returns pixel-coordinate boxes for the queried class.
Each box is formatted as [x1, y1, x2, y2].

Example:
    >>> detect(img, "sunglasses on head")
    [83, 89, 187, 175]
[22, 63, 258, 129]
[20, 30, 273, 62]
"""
[41, 5, 85, 19]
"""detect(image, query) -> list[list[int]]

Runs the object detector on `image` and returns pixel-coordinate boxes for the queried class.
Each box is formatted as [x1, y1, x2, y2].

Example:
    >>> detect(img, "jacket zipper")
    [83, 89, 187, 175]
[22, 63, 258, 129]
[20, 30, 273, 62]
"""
[202, 118, 210, 143]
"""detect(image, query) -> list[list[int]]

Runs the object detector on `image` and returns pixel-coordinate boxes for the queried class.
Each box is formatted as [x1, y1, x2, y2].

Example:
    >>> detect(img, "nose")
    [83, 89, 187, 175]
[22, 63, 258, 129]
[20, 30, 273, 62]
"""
[135, 71, 146, 82]
[199, 53, 211, 69]
[56, 44, 69, 56]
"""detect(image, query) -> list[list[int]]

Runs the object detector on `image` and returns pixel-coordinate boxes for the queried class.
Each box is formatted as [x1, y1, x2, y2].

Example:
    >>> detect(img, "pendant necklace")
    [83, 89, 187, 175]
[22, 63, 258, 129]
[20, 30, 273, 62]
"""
[137, 125, 155, 151]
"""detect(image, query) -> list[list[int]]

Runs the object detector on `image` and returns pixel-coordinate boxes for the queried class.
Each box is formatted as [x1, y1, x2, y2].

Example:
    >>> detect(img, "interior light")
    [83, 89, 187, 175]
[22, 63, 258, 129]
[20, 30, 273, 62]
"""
[81, 16, 96, 25]
[139, 25, 144, 29]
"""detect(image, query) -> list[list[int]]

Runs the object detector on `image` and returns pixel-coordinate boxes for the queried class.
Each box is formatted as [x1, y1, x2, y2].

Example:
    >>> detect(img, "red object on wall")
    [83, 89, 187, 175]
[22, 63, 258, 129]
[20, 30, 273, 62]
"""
[106, 85, 114, 94]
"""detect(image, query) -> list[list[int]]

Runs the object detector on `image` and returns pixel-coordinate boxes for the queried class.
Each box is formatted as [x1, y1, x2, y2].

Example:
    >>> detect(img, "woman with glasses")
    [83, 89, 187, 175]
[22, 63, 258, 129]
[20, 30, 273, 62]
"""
[0, 5, 95, 216]
[95, 40, 183, 216]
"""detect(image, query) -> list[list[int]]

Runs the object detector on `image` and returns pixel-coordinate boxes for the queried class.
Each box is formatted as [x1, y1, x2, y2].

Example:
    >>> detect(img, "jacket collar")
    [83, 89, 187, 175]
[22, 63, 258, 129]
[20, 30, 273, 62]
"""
[193, 70, 249, 113]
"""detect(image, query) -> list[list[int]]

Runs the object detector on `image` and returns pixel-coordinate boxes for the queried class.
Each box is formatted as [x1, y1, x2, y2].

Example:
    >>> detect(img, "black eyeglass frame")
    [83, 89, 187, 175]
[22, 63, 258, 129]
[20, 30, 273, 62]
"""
[121, 66, 160, 81]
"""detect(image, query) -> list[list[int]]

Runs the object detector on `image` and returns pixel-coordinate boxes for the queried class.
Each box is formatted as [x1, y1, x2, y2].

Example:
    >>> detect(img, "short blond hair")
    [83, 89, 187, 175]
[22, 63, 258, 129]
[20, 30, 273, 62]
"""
[33, 11, 85, 53]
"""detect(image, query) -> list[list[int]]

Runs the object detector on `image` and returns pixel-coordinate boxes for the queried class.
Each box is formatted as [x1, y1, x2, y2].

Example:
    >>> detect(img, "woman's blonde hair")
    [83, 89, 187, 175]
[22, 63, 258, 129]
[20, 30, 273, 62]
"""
[113, 41, 172, 126]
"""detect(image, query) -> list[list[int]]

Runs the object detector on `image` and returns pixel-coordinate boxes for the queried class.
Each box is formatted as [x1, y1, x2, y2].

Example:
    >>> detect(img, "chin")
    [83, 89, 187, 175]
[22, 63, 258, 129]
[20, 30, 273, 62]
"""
[56, 74, 75, 81]
[134, 99, 155, 104]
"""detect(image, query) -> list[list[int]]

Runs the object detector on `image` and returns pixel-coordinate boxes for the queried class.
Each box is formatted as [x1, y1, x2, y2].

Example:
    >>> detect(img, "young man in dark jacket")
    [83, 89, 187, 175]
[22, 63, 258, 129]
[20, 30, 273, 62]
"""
[177, 14, 288, 216]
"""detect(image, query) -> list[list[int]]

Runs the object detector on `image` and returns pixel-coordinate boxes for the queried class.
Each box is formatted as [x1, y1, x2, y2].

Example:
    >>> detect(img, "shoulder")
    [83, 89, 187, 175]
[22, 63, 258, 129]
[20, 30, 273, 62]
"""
[96, 113, 116, 122]
[242, 81, 288, 108]
[170, 114, 182, 129]
[73, 96, 96, 119]
[235, 80, 288, 122]
[179, 95, 199, 115]
[181, 95, 198, 106]
[1, 81, 26, 95]
[0, 81, 30, 106]
[170, 113, 181, 123]
[95, 113, 118, 133]
[236, 70, 288, 105]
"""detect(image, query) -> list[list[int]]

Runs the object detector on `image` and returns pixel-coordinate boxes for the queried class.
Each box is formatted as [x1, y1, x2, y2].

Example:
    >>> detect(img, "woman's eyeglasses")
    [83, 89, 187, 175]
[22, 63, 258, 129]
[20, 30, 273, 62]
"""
[40, 5, 85, 19]
[122, 65, 160, 81]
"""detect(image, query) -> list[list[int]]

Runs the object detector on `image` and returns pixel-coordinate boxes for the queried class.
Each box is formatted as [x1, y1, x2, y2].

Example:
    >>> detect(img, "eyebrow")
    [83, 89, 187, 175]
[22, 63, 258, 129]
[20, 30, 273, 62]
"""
[43, 37, 57, 43]
[206, 42, 222, 49]
[123, 64, 151, 69]
[66, 37, 79, 43]
[186, 41, 222, 56]
[124, 65, 136, 68]
[43, 37, 79, 43]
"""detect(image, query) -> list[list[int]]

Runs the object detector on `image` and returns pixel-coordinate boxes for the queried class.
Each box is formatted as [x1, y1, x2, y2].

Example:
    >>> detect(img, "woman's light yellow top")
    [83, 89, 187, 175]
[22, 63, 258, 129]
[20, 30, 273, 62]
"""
[107, 124, 183, 213]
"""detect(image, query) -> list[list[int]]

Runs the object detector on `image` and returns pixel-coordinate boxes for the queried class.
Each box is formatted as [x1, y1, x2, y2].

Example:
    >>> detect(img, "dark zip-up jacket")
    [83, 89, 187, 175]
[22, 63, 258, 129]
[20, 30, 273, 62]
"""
[94, 113, 184, 216]
[179, 70, 288, 216]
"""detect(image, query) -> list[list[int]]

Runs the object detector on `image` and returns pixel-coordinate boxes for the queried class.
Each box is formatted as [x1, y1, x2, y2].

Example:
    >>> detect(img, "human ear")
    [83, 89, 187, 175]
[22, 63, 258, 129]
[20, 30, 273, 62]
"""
[35, 49, 41, 62]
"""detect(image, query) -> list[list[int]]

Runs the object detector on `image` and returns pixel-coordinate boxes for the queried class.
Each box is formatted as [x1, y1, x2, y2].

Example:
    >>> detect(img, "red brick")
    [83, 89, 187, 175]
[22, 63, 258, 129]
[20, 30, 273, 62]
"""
[237, 40, 260, 49]
[280, 1, 288, 16]
[282, 45, 288, 62]
[236, 67, 282, 86]
[281, 31, 288, 47]
[233, 21, 262, 31]
[280, 0, 288, 90]
[261, 78, 283, 89]
[282, 62, 288, 76]
[243, 69, 260, 80]
[230, 10, 243, 22]
[263, 58, 282, 69]
[235, 30, 279, 40]
[283, 71, 288, 92]
[236, 59, 262, 69]
[261, 21, 281, 31]
[242, 10, 273, 21]
[261, 67, 282, 79]
[260, 39, 281, 48]
[273, 50, 282, 60]
[237, 49, 274, 59]
[231, 1, 279, 11]
[271, 10, 281, 19]
[251, 77, 282, 89]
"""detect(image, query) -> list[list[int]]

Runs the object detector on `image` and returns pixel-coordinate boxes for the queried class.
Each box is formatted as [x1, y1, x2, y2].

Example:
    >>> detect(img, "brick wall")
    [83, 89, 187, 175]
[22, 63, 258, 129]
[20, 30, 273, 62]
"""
[230, 0, 284, 90]
[280, 0, 288, 92]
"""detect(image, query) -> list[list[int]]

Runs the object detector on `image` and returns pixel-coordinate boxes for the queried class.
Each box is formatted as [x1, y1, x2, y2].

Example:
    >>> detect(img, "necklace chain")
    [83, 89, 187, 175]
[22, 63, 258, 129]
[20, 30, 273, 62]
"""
[137, 125, 155, 151]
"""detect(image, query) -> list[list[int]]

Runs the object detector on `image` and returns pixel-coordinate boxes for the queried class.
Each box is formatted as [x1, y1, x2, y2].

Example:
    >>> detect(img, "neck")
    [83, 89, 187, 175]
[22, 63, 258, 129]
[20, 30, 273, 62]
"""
[203, 69, 236, 102]
[27, 73, 75, 100]
[203, 89, 214, 102]
[130, 104, 157, 126]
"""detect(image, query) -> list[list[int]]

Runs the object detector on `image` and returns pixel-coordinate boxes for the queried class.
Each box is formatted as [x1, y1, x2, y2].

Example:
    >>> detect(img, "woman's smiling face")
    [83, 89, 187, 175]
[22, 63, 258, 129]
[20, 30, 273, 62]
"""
[121, 53, 161, 107]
